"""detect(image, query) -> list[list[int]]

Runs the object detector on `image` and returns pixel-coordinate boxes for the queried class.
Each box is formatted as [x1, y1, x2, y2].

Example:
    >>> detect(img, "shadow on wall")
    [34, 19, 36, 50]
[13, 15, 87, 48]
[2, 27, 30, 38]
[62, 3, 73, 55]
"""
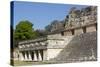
[50, 31, 97, 63]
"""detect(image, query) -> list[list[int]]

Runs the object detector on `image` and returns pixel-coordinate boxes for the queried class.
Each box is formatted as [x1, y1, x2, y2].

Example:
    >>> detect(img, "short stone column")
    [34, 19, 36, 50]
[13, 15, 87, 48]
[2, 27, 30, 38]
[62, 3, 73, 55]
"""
[34, 51, 37, 61]
[24, 51, 28, 61]
[38, 50, 42, 61]
[28, 51, 32, 61]
[19, 52, 24, 61]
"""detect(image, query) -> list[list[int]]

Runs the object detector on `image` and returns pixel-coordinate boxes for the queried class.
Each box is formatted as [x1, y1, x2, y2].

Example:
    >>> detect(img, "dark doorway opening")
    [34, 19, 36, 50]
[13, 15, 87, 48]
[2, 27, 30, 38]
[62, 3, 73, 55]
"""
[71, 29, 74, 35]
[83, 27, 86, 33]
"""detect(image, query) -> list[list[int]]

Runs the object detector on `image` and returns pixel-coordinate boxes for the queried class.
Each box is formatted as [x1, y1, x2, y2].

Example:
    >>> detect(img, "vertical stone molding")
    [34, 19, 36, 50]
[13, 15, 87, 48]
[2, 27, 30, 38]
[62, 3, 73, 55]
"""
[19, 52, 24, 61]
[34, 51, 37, 61]
[28, 51, 32, 61]
[24, 51, 28, 61]
[38, 50, 42, 61]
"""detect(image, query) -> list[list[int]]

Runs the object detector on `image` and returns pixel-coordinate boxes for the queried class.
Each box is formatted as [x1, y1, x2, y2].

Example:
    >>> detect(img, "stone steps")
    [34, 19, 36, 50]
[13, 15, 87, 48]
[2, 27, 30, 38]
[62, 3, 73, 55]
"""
[49, 32, 97, 62]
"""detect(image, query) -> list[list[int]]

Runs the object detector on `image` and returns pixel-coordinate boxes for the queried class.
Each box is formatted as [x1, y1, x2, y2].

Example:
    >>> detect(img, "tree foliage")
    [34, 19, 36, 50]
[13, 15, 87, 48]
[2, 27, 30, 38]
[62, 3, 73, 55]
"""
[14, 20, 38, 41]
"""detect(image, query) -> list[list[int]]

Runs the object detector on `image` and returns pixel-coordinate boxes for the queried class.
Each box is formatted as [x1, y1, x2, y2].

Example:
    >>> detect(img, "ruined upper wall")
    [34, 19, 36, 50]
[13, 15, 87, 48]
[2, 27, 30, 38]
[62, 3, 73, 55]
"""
[49, 6, 97, 33]
[65, 6, 97, 29]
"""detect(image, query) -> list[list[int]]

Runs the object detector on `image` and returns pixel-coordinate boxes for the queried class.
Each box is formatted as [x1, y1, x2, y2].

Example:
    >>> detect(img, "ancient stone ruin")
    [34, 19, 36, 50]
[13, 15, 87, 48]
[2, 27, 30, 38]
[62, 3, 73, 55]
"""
[13, 6, 97, 63]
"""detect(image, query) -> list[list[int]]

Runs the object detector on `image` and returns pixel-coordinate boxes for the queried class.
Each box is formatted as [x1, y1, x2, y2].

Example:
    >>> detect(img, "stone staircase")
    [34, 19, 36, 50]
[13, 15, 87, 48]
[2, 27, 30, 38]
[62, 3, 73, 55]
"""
[50, 31, 97, 63]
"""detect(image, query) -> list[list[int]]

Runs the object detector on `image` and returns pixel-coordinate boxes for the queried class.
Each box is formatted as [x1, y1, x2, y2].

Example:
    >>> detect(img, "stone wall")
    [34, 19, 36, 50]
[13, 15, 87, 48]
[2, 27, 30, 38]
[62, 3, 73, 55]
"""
[46, 35, 74, 61]
[86, 25, 96, 32]
[43, 49, 47, 61]
[64, 30, 72, 36]
[13, 49, 19, 60]
[75, 28, 83, 35]
[46, 49, 62, 60]
[62, 23, 97, 36]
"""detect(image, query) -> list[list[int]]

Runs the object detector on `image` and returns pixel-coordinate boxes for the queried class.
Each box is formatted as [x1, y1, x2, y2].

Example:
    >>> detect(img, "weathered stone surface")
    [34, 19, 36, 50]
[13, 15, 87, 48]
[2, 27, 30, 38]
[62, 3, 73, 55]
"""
[50, 32, 97, 62]
[65, 6, 97, 29]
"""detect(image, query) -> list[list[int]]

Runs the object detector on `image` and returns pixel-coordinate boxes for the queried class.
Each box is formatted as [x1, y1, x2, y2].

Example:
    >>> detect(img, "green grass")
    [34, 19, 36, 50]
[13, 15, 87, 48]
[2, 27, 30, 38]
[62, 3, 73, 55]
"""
[14, 60, 34, 66]
[13, 60, 55, 66]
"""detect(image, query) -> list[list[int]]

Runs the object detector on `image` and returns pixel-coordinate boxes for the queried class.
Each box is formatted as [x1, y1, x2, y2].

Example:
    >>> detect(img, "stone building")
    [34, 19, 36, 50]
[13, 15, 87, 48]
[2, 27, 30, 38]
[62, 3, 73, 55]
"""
[15, 6, 97, 63]
[18, 25, 97, 62]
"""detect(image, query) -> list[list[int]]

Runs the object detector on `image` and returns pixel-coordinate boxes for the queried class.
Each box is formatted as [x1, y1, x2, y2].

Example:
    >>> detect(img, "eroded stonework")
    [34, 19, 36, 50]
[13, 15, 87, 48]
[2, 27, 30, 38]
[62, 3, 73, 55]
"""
[65, 6, 97, 29]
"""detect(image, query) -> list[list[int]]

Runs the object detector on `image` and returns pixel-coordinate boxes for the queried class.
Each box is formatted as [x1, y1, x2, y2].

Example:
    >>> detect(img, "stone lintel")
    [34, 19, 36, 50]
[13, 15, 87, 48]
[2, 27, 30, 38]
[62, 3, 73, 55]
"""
[19, 45, 66, 51]
[19, 45, 47, 51]
[19, 37, 47, 45]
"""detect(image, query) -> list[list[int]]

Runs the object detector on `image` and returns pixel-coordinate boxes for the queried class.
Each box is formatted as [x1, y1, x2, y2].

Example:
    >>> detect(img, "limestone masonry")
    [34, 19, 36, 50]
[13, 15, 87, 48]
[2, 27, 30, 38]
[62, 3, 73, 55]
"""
[14, 6, 97, 63]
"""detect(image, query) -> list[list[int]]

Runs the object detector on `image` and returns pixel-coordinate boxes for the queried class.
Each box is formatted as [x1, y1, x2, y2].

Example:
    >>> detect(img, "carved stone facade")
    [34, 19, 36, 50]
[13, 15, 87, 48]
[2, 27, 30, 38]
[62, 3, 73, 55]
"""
[65, 6, 97, 28]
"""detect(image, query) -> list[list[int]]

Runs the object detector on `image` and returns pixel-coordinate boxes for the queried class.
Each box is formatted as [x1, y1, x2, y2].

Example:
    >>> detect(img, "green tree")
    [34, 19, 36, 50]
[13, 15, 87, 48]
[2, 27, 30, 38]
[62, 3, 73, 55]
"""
[14, 20, 38, 41]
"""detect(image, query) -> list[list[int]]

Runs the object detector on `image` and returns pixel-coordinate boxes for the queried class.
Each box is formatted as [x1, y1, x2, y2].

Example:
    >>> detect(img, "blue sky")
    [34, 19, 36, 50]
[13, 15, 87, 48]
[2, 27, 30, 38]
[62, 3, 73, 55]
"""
[13, 1, 89, 30]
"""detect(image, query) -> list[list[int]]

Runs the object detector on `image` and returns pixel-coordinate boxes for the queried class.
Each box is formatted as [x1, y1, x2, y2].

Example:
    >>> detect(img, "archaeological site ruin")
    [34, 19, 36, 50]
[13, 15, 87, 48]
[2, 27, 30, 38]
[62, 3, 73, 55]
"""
[13, 6, 97, 64]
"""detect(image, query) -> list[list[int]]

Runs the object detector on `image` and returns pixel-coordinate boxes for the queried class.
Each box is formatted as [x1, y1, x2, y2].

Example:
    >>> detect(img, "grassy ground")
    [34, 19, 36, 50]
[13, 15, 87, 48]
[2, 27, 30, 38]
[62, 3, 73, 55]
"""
[12, 60, 96, 66]
[13, 60, 55, 66]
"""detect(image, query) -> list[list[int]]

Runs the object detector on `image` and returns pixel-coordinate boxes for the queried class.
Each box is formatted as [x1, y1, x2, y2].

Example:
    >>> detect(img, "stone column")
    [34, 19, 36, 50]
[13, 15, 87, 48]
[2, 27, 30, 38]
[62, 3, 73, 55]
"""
[19, 52, 24, 61]
[34, 51, 37, 61]
[38, 50, 42, 61]
[28, 51, 32, 61]
[24, 51, 28, 61]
